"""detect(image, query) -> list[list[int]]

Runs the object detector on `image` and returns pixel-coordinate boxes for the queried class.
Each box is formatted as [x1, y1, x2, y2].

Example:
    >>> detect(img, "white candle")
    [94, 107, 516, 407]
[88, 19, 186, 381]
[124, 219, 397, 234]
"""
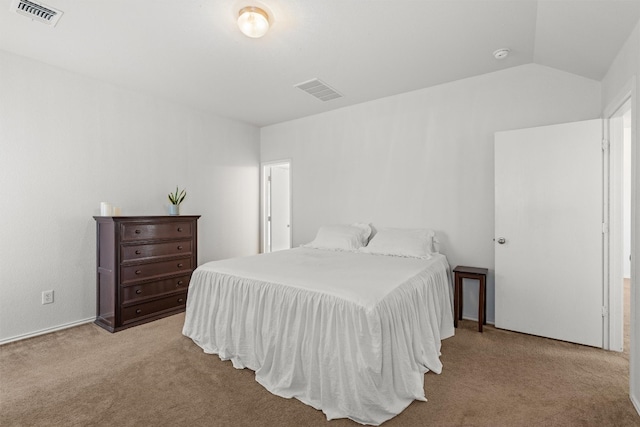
[100, 202, 112, 216]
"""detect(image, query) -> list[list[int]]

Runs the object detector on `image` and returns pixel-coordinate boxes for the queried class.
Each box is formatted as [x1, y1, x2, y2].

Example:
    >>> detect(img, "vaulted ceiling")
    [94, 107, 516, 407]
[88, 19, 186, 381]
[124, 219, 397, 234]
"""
[1, 0, 639, 127]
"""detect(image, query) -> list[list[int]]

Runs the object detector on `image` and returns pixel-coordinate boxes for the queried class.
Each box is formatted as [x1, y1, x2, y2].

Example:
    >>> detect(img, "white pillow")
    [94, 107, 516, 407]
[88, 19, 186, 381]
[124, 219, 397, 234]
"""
[349, 223, 373, 245]
[304, 224, 372, 251]
[359, 228, 437, 258]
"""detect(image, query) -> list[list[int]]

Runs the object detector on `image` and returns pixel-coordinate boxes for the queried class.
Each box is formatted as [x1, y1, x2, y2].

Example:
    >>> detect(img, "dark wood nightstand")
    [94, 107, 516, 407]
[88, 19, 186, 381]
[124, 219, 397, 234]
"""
[453, 266, 488, 332]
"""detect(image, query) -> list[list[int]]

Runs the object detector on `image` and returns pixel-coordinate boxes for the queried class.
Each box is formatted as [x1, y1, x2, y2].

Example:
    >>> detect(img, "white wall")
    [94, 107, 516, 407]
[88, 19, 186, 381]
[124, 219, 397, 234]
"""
[0, 51, 260, 343]
[601, 19, 640, 416]
[261, 63, 601, 325]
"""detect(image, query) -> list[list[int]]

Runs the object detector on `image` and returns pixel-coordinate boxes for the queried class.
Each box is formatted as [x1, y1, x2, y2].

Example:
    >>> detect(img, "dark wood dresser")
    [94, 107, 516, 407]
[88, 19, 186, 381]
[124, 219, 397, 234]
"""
[93, 215, 200, 332]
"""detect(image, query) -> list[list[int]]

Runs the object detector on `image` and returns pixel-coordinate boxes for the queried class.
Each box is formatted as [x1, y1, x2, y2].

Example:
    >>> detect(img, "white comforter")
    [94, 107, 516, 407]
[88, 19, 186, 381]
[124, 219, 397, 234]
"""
[182, 248, 454, 425]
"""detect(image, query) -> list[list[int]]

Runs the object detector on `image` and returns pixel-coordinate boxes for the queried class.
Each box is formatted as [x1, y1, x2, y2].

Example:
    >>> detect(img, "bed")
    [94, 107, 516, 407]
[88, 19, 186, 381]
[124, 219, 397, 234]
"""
[182, 225, 454, 425]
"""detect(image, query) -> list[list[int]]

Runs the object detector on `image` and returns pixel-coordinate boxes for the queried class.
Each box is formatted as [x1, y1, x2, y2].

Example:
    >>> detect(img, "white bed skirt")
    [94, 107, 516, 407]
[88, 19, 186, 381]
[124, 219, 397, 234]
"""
[183, 250, 454, 425]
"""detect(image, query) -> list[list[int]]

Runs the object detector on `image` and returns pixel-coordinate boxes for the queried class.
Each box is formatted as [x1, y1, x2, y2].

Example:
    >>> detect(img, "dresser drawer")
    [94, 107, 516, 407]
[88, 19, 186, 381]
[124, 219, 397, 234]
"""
[121, 222, 193, 241]
[121, 258, 193, 284]
[121, 292, 187, 324]
[121, 240, 192, 262]
[121, 274, 191, 304]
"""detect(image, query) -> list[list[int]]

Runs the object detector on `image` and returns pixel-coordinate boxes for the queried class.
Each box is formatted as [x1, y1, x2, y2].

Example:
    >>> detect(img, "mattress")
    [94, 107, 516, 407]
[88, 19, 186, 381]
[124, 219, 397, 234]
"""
[182, 247, 454, 425]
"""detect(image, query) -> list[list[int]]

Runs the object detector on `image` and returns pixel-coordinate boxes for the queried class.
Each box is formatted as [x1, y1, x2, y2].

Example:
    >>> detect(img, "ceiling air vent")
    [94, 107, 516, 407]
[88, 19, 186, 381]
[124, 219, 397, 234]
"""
[294, 78, 343, 102]
[11, 0, 63, 26]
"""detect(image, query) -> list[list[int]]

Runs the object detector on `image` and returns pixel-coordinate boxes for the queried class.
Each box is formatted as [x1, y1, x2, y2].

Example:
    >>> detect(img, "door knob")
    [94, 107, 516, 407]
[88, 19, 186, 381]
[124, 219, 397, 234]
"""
[496, 237, 506, 244]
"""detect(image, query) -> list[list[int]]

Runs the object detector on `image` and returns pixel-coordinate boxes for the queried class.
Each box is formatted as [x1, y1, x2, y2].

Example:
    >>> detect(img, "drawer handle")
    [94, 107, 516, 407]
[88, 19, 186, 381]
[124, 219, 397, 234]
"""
[177, 263, 184, 268]
[178, 298, 184, 303]
[135, 229, 141, 234]
[177, 227, 183, 232]
[177, 280, 183, 286]
[135, 289, 142, 295]
[135, 270, 142, 275]
[177, 245, 183, 250]
[136, 309, 142, 314]
[135, 250, 141, 255]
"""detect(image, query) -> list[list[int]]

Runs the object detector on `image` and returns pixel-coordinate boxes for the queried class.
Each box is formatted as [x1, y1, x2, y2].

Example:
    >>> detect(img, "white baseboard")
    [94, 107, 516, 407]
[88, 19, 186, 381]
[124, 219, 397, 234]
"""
[461, 315, 495, 325]
[632, 393, 640, 417]
[0, 317, 95, 346]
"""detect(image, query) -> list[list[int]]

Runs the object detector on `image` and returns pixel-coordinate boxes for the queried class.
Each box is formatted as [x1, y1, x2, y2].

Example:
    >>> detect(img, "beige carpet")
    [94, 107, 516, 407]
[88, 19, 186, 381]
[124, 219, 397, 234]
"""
[1, 280, 636, 427]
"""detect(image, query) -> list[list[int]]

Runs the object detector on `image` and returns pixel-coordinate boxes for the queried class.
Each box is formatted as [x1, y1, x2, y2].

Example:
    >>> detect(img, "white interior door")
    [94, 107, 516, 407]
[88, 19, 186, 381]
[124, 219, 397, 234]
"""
[269, 165, 291, 252]
[495, 119, 603, 347]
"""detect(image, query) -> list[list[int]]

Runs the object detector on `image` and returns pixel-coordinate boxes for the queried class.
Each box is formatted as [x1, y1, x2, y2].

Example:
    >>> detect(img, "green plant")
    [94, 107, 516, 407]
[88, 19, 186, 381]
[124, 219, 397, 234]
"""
[168, 186, 186, 205]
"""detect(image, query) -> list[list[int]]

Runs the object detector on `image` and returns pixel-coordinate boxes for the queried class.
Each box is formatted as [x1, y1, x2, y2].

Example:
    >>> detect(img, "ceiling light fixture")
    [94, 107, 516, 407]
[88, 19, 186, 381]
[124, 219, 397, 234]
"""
[493, 48, 510, 60]
[237, 6, 270, 38]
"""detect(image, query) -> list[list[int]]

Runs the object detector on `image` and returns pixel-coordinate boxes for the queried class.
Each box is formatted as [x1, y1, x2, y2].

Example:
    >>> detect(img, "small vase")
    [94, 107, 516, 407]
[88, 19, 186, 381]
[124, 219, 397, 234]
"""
[169, 204, 180, 216]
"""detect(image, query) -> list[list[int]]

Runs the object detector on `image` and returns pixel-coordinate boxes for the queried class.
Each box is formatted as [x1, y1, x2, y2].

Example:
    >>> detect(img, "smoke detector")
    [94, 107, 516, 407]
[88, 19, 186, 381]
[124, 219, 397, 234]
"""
[493, 48, 510, 60]
[10, 0, 63, 27]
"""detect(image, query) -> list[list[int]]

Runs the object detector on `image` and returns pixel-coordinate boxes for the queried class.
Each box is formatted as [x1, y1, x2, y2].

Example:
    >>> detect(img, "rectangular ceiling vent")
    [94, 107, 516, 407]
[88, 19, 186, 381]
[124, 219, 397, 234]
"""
[11, 0, 63, 26]
[294, 78, 343, 102]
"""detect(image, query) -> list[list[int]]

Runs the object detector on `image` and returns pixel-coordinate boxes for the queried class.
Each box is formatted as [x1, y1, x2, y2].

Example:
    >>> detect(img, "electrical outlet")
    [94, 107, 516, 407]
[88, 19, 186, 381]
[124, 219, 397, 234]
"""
[42, 290, 54, 305]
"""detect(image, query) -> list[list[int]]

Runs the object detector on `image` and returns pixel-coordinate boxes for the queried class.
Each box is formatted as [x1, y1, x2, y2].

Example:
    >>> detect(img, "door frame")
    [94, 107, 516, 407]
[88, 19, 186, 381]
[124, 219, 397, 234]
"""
[260, 159, 292, 253]
[604, 78, 636, 352]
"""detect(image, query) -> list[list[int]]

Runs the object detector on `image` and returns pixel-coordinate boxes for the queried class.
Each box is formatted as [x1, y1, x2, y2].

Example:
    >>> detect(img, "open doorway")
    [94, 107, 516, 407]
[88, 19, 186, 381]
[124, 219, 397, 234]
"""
[261, 160, 291, 253]
[608, 98, 632, 352]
